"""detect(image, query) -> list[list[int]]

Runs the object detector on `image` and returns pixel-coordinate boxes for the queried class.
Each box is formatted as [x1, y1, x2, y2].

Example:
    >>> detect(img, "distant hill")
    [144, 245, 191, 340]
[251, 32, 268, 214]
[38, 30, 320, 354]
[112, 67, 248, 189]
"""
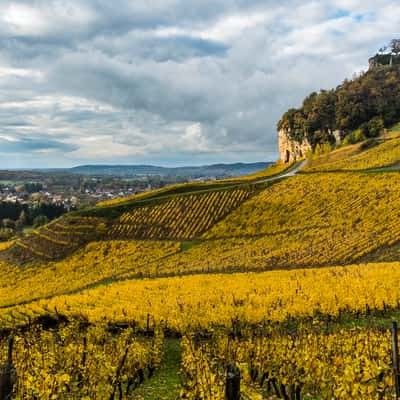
[2, 161, 291, 264]
[69, 162, 270, 178]
[0, 170, 44, 181]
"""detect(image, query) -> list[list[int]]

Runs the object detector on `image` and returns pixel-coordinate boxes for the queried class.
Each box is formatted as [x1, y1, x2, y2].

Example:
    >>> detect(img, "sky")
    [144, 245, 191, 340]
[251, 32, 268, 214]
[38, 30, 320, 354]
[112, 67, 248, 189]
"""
[0, 1, 399, 168]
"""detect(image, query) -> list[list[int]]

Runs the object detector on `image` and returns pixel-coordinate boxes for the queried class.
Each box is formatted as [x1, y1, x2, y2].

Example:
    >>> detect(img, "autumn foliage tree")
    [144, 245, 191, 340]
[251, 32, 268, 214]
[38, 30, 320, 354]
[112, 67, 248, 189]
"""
[278, 41, 400, 148]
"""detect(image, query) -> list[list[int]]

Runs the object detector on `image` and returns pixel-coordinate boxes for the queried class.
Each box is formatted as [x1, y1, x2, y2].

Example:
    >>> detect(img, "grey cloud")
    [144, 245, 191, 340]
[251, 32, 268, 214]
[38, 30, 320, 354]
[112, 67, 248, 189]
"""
[1, 121, 34, 127]
[0, 0, 399, 167]
[94, 35, 229, 62]
[46, 52, 222, 123]
[0, 137, 77, 153]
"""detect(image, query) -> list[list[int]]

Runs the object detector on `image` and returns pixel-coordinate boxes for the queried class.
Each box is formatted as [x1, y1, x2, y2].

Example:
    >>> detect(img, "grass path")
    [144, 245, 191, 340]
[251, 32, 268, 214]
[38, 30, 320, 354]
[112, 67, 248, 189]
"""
[132, 338, 182, 400]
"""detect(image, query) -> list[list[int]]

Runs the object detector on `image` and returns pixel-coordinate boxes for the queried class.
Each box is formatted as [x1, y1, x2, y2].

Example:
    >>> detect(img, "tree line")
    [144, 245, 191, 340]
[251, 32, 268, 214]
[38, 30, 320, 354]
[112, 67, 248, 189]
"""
[278, 40, 400, 148]
[0, 202, 70, 240]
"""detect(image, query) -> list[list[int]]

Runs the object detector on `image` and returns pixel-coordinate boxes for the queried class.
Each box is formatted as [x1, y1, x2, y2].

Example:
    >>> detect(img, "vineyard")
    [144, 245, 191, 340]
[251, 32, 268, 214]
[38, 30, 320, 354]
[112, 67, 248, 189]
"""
[181, 325, 393, 400]
[304, 134, 400, 172]
[4, 172, 400, 311]
[109, 188, 254, 240]
[3, 262, 400, 332]
[1, 217, 107, 263]
[8, 170, 400, 270]
[96, 161, 291, 208]
[0, 240, 181, 308]
[0, 322, 163, 399]
[109, 171, 400, 277]
[1, 132, 400, 397]
[2, 262, 400, 398]
[2, 186, 258, 264]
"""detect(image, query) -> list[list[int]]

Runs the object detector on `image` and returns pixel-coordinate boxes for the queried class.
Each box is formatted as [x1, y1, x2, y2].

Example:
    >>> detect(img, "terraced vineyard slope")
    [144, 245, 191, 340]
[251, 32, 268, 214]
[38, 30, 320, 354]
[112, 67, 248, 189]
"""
[131, 172, 400, 276]
[3, 161, 290, 264]
[2, 217, 107, 263]
[304, 130, 400, 172]
[95, 161, 293, 208]
[108, 188, 254, 240]
[0, 240, 181, 308]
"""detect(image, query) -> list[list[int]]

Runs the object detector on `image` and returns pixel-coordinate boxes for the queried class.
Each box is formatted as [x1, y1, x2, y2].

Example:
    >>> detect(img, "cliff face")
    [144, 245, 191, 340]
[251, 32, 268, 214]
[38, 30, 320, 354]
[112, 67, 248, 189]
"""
[278, 129, 312, 163]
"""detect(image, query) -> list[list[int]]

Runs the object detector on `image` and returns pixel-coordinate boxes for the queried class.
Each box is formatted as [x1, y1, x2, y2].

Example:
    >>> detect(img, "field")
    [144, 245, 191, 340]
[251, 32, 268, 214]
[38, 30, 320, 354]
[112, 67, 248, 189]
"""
[95, 161, 294, 208]
[1, 131, 400, 398]
[108, 188, 254, 240]
[0, 323, 164, 399]
[2, 217, 107, 263]
[2, 261, 400, 399]
[304, 132, 400, 172]
[3, 261, 400, 330]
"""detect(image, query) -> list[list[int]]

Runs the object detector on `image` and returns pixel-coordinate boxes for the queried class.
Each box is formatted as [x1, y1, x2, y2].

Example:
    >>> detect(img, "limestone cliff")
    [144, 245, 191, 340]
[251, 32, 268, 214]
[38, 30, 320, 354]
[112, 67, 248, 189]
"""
[278, 129, 312, 163]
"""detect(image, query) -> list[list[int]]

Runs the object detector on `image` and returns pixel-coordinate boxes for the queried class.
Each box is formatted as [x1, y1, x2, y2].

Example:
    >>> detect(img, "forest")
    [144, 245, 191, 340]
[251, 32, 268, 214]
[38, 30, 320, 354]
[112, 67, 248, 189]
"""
[278, 40, 400, 147]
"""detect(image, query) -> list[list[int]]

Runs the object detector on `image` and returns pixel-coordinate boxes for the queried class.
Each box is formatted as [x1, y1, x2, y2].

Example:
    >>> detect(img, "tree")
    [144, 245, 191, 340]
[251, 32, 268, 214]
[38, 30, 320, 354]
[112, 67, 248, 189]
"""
[366, 116, 385, 137]
[379, 46, 388, 54]
[15, 210, 27, 231]
[278, 63, 400, 147]
[390, 39, 400, 56]
[18, 210, 27, 225]
[33, 215, 48, 228]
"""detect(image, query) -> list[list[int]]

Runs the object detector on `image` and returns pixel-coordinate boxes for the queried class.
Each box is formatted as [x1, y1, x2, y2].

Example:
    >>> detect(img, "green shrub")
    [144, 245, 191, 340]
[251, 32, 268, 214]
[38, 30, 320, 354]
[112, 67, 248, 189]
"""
[33, 215, 49, 228]
[354, 129, 367, 142]
[314, 143, 331, 156]
[367, 116, 385, 137]
[343, 129, 366, 145]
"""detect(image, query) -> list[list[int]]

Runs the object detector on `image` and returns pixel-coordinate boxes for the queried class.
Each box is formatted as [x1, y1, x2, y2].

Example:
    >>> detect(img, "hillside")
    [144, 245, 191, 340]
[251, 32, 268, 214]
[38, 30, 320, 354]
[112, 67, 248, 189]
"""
[1, 127, 400, 296]
[0, 161, 294, 263]
[304, 125, 400, 172]
[3, 4, 400, 397]
[1, 126, 400, 398]
[0, 127, 399, 286]
[69, 162, 270, 177]
[278, 63, 400, 157]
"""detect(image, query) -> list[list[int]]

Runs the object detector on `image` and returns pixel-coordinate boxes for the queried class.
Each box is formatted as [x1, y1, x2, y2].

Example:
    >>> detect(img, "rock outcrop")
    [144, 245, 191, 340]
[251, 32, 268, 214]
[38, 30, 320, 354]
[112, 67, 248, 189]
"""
[278, 129, 312, 163]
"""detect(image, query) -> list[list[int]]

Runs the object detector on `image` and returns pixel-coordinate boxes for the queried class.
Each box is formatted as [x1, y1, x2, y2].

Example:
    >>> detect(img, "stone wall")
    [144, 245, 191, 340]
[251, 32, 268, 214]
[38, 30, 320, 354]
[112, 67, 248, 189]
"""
[278, 129, 312, 163]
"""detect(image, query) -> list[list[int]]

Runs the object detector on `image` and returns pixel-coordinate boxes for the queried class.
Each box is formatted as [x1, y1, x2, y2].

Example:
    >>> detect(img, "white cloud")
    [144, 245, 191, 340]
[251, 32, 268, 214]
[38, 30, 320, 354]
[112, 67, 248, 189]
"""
[152, 11, 270, 43]
[2, 4, 46, 35]
[0, 134, 18, 142]
[0, 66, 43, 79]
[182, 123, 209, 151]
[0, 1, 96, 37]
[0, 0, 400, 167]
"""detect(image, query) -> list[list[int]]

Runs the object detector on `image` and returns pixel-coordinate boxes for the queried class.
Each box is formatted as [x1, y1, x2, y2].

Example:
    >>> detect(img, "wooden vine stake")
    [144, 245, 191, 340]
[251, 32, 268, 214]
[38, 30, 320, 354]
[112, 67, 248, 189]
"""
[392, 321, 400, 400]
[0, 336, 16, 400]
[225, 363, 240, 400]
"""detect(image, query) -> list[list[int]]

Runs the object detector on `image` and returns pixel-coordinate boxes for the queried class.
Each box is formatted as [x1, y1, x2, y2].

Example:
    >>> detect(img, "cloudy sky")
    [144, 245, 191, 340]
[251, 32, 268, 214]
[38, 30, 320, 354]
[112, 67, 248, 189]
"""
[0, 0, 399, 168]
